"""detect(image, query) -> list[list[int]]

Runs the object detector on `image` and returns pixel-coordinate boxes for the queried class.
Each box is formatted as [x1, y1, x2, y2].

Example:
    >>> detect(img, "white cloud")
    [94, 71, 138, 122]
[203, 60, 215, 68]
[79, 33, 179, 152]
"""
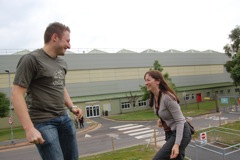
[0, 0, 239, 54]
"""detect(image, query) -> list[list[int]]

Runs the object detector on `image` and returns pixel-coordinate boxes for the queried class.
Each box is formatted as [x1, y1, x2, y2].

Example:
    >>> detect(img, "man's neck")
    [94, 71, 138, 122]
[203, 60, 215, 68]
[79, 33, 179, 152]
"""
[43, 45, 57, 58]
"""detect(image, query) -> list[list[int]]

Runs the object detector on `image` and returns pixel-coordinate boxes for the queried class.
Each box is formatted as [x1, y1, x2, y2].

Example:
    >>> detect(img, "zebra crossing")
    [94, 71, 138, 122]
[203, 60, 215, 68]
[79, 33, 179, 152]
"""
[110, 123, 165, 143]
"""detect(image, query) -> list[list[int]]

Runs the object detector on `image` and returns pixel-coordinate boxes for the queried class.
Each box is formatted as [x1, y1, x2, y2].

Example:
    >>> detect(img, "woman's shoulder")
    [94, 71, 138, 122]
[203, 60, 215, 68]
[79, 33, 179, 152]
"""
[162, 92, 177, 102]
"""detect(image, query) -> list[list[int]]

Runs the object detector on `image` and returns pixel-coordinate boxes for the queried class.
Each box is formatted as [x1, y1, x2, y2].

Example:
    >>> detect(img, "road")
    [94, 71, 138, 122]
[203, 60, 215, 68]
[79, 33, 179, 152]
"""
[0, 111, 239, 160]
[77, 118, 163, 157]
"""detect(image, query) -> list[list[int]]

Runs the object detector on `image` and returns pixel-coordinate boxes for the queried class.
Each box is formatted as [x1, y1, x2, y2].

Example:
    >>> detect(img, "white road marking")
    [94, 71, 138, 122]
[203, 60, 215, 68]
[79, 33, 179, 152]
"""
[118, 125, 144, 131]
[110, 124, 136, 129]
[129, 129, 154, 136]
[110, 124, 164, 141]
[135, 132, 159, 139]
[85, 134, 92, 138]
[123, 127, 150, 134]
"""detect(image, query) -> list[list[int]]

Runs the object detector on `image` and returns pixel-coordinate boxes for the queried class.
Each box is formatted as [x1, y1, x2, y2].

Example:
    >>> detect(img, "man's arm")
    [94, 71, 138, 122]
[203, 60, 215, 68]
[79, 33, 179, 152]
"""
[64, 87, 83, 118]
[11, 85, 45, 144]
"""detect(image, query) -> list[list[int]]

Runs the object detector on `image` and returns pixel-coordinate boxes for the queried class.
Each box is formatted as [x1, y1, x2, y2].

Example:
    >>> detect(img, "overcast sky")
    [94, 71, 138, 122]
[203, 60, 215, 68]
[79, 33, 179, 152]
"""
[0, 0, 239, 53]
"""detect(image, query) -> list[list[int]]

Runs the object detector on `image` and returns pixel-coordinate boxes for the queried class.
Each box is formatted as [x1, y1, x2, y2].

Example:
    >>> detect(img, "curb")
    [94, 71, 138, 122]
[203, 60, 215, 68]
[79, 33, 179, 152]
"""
[0, 141, 32, 151]
[77, 118, 101, 135]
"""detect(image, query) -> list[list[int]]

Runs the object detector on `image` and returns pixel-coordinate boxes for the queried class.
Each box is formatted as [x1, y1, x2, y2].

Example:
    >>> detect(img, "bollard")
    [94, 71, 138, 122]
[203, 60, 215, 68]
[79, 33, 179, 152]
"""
[154, 128, 157, 147]
[111, 137, 114, 152]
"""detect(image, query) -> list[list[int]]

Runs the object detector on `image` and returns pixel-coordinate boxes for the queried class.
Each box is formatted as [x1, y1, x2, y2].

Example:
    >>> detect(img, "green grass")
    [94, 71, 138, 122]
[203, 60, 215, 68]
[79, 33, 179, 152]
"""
[0, 127, 25, 141]
[181, 100, 217, 117]
[80, 145, 157, 160]
[80, 145, 189, 160]
[221, 120, 240, 130]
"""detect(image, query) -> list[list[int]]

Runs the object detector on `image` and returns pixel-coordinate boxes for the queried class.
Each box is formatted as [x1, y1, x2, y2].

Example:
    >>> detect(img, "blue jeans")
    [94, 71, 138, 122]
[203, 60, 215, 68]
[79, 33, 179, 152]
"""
[34, 114, 79, 160]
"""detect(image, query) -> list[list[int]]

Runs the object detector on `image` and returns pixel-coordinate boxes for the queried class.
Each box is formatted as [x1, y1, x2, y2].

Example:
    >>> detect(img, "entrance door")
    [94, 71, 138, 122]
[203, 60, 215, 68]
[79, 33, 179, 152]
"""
[196, 93, 202, 102]
[86, 105, 100, 118]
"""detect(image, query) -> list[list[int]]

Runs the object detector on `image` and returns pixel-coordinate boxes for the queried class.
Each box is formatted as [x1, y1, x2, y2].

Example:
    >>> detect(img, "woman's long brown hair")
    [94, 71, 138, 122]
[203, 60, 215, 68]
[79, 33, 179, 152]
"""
[144, 70, 180, 107]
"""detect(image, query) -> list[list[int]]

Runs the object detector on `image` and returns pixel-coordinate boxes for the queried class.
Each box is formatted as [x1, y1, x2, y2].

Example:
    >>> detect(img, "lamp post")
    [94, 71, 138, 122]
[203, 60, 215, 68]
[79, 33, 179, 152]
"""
[5, 69, 14, 144]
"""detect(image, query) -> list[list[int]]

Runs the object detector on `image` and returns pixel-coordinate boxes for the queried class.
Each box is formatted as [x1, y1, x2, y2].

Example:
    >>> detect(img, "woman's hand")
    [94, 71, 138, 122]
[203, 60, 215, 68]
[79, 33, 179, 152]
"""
[170, 144, 179, 159]
[157, 119, 163, 128]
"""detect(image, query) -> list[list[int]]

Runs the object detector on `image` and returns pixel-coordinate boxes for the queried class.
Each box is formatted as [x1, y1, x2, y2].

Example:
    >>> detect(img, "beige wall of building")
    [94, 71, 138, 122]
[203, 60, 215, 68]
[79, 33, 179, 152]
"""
[65, 65, 224, 84]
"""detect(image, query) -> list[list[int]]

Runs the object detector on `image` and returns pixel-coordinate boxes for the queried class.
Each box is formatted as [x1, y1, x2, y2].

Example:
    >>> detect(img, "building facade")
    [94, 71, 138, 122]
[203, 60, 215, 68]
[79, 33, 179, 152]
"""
[0, 49, 235, 128]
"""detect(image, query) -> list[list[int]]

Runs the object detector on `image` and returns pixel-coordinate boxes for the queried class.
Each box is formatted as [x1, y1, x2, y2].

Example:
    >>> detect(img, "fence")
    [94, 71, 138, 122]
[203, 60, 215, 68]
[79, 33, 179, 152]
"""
[189, 127, 240, 160]
[218, 95, 240, 114]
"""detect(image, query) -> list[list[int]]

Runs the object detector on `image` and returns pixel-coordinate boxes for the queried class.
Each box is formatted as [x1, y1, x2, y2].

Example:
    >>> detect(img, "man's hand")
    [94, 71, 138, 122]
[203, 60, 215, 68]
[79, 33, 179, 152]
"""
[26, 127, 45, 144]
[72, 107, 83, 118]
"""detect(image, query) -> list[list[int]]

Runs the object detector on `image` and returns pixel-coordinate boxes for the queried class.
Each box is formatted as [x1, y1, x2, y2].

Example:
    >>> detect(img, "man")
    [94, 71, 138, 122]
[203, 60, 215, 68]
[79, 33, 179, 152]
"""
[11, 22, 83, 160]
[79, 116, 84, 128]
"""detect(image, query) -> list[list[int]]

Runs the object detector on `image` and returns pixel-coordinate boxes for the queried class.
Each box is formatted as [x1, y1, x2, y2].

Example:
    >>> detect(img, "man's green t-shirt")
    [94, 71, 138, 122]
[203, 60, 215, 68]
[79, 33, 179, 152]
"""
[13, 49, 68, 123]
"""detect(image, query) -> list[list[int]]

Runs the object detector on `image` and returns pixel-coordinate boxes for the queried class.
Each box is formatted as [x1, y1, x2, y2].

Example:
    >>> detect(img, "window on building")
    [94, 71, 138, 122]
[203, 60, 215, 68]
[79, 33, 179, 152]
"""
[132, 101, 136, 108]
[220, 90, 223, 95]
[138, 100, 147, 107]
[206, 92, 210, 97]
[121, 102, 131, 109]
[215, 91, 219, 95]
[227, 89, 231, 94]
[184, 94, 190, 100]
[192, 94, 195, 100]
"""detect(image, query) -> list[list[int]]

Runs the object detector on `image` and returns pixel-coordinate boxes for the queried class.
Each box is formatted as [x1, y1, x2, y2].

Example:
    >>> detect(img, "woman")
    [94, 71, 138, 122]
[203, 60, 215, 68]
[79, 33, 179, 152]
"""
[144, 70, 191, 160]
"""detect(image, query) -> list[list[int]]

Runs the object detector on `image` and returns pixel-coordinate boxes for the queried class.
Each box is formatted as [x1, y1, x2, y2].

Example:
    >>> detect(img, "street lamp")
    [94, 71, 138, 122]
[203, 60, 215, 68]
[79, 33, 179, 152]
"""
[5, 69, 14, 144]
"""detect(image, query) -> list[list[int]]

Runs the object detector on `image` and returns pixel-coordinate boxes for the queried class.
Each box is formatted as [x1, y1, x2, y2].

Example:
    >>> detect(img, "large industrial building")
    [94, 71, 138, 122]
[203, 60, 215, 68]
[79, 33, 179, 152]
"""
[0, 48, 235, 128]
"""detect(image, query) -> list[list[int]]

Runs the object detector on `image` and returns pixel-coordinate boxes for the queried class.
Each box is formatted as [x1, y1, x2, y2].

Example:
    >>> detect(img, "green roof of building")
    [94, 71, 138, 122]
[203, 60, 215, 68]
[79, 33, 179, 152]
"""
[72, 82, 234, 103]
[177, 82, 234, 91]
[72, 91, 143, 103]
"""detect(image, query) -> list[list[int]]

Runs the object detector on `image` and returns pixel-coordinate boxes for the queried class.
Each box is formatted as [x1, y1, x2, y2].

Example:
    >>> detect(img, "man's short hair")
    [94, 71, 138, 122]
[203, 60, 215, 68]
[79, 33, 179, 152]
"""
[44, 22, 70, 44]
